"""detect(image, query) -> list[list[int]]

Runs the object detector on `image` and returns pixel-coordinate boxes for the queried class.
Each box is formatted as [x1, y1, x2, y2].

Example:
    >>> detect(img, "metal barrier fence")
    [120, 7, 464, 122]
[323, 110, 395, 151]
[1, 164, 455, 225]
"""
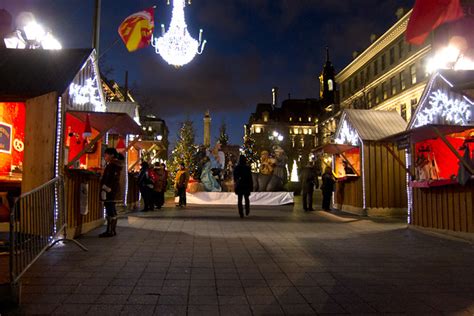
[8, 176, 86, 285]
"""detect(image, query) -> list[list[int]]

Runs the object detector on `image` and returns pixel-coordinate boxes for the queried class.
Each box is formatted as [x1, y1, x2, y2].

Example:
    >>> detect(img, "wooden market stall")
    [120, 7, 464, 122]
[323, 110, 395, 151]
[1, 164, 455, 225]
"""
[0, 48, 143, 238]
[320, 109, 408, 216]
[384, 70, 474, 237]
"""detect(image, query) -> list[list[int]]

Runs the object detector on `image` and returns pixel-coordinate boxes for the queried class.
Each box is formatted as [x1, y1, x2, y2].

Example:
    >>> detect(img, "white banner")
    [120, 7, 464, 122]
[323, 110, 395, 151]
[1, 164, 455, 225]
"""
[175, 191, 294, 206]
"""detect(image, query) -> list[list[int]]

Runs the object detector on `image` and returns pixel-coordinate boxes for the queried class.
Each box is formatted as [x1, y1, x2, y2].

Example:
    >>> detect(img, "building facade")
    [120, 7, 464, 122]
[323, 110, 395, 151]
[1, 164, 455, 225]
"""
[319, 8, 432, 145]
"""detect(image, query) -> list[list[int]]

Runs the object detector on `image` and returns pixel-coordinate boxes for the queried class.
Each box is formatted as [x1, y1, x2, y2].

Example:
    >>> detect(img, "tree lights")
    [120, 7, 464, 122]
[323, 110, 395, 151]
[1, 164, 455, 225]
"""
[152, 0, 206, 67]
[335, 121, 359, 146]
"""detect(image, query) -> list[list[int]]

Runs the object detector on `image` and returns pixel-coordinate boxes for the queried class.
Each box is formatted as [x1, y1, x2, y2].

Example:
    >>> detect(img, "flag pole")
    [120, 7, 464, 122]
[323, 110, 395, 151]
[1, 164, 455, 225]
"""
[92, 0, 101, 55]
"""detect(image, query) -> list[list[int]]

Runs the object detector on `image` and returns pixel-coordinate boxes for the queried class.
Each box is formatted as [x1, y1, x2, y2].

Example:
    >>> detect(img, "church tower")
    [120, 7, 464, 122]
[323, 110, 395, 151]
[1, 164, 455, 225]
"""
[319, 47, 336, 106]
[203, 110, 211, 147]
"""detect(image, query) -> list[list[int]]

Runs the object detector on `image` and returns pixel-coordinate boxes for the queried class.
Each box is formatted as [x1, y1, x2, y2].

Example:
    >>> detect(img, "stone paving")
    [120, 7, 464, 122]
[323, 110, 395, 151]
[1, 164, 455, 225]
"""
[1, 199, 474, 315]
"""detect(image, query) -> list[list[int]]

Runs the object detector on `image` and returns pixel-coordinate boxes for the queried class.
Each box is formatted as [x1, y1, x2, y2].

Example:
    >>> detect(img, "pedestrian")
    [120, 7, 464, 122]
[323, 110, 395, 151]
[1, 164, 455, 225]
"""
[138, 161, 154, 211]
[300, 161, 318, 211]
[99, 148, 122, 237]
[233, 155, 253, 218]
[153, 162, 166, 209]
[321, 166, 336, 211]
[175, 162, 189, 207]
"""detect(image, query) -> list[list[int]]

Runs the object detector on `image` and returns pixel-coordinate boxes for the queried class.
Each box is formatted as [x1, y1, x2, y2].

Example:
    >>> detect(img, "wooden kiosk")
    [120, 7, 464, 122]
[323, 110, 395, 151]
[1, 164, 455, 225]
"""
[321, 109, 408, 216]
[384, 70, 474, 238]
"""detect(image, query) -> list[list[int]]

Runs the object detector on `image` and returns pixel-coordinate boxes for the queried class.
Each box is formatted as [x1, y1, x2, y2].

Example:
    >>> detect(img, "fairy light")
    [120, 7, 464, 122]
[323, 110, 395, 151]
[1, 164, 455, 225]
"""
[124, 135, 129, 206]
[290, 160, 299, 182]
[152, 0, 206, 66]
[335, 120, 359, 146]
[405, 150, 412, 224]
[53, 97, 63, 235]
[360, 139, 366, 210]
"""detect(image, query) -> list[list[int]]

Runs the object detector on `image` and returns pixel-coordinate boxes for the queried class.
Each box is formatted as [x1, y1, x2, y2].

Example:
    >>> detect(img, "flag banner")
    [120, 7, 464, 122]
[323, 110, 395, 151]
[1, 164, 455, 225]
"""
[118, 7, 154, 52]
[406, 0, 464, 45]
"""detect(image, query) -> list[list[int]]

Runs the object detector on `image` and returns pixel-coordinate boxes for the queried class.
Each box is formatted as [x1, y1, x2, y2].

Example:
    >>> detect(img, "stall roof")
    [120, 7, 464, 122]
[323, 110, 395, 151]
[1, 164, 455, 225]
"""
[380, 124, 474, 144]
[68, 111, 142, 135]
[0, 48, 92, 101]
[315, 143, 358, 155]
[342, 109, 407, 141]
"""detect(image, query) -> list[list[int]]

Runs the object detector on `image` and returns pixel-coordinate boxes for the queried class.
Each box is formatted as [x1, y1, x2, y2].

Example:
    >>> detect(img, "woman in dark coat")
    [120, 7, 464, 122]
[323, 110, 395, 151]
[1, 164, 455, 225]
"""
[138, 161, 154, 212]
[233, 155, 253, 218]
[321, 166, 336, 211]
[100, 148, 122, 237]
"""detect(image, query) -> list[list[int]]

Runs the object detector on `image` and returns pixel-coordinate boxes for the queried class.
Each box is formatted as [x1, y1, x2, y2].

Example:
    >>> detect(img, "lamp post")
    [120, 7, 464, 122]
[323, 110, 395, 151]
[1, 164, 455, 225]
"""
[4, 18, 61, 50]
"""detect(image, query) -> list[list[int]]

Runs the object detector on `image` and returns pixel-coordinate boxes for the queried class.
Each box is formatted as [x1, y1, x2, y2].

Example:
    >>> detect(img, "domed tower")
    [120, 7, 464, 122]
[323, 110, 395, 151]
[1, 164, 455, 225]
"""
[319, 47, 336, 106]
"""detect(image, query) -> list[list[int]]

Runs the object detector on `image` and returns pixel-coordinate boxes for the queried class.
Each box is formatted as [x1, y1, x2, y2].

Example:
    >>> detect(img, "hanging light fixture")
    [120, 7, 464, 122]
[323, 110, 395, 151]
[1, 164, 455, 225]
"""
[152, 0, 206, 67]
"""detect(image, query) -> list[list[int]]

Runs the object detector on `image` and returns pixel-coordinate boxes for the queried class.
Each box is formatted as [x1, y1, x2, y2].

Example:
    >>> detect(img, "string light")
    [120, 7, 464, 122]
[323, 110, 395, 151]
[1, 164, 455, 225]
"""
[335, 120, 359, 146]
[152, 0, 206, 67]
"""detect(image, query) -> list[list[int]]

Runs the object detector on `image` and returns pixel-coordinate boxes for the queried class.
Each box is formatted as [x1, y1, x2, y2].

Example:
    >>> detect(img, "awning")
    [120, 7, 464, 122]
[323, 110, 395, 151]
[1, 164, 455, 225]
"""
[67, 111, 142, 135]
[381, 124, 474, 144]
[314, 143, 358, 155]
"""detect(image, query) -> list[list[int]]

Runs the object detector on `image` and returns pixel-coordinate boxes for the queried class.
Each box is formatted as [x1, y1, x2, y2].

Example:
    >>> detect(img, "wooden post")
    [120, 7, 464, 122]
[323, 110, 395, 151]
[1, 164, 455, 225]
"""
[431, 126, 474, 175]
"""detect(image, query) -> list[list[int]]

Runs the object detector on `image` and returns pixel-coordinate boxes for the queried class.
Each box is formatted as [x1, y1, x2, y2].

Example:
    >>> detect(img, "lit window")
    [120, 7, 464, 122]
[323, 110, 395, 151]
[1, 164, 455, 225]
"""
[308, 117, 312, 122]
[148, 126, 152, 131]
[294, 128, 298, 134]
[328, 79, 334, 91]
[303, 129, 308, 135]
[390, 77, 396, 95]
[400, 71, 406, 90]
[299, 117, 302, 122]
[289, 117, 292, 122]
[308, 129, 312, 135]
[255, 127, 261, 133]
[410, 65, 417, 84]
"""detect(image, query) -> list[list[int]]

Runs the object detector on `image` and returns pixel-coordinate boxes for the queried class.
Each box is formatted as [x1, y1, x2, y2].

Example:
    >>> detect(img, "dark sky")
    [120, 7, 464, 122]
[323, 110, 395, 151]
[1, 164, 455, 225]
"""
[3, 0, 414, 146]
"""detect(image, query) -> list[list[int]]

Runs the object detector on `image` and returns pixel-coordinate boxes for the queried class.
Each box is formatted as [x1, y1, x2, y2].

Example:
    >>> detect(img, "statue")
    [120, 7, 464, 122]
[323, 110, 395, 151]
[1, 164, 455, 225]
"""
[253, 147, 287, 192]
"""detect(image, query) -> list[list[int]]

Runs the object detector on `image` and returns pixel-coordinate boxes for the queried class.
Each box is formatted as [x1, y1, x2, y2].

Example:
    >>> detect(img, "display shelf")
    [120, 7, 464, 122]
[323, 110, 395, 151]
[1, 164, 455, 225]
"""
[409, 178, 458, 188]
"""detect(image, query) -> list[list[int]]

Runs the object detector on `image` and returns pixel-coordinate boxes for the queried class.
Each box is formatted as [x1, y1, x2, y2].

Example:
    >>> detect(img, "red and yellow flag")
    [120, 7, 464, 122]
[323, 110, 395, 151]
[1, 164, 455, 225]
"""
[118, 7, 154, 52]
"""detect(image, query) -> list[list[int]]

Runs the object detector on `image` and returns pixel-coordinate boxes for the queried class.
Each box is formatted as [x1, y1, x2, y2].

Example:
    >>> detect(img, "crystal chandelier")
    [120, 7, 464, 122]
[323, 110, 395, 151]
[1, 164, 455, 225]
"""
[152, 0, 206, 67]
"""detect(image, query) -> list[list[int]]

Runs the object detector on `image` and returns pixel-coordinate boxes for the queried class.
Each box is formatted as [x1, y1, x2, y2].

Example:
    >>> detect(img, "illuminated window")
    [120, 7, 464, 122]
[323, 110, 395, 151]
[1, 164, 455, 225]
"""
[382, 82, 388, 100]
[294, 128, 298, 134]
[289, 117, 292, 122]
[400, 71, 406, 90]
[308, 116, 312, 122]
[390, 77, 396, 95]
[303, 129, 308, 135]
[308, 129, 312, 135]
[410, 65, 417, 84]
[299, 117, 302, 122]
[328, 79, 334, 91]
[255, 127, 261, 133]
[148, 126, 152, 131]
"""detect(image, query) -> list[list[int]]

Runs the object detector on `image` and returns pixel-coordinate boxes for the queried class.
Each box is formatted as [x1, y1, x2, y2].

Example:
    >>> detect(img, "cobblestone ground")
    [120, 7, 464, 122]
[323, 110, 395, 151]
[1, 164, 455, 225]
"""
[2, 198, 474, 315]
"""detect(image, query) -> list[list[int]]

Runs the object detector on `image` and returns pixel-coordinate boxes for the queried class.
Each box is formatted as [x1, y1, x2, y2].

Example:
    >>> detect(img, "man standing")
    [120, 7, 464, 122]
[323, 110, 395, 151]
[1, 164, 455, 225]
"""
[233, 155, 253, 218]
[300, 161, 318, 212]
[100, 148, 122, 237]
[175, 162, 189, 207]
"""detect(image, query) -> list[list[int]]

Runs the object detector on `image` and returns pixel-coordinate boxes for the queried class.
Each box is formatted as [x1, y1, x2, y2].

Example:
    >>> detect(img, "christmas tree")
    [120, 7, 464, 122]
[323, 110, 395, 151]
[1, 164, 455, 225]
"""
[217, 122, 229, 146]
[168, 120, 198, 182]
[241, 134, 259, 172]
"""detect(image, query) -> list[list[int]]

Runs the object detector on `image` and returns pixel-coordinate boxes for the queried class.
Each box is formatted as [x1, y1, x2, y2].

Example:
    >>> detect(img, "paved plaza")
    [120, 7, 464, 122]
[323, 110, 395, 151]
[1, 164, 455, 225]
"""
[1, 199, 474, 315]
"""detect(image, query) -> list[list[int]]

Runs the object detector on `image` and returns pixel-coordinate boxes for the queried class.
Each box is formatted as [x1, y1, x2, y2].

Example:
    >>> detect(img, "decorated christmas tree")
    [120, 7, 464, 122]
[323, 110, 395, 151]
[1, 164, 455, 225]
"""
[217, 122, 229, 146]
[168, 120, 198, 182]
[241, 134, 259, 172]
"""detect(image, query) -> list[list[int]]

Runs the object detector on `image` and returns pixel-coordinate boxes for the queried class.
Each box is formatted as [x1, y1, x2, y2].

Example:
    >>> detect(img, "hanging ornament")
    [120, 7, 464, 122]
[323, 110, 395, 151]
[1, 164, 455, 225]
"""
[152, 0, 206, 67]
[116, 137, 126, 152]
[83, 114, 92, 138]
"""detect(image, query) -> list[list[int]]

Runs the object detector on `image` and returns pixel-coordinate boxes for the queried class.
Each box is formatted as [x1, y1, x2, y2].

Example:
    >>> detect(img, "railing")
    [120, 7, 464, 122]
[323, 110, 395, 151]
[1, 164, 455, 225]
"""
[9, 176, 86, 285]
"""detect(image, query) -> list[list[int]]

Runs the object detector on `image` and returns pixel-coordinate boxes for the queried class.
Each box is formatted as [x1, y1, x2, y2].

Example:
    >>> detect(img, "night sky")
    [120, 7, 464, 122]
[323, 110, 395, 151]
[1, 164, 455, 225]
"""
[3, 0, 414, 147]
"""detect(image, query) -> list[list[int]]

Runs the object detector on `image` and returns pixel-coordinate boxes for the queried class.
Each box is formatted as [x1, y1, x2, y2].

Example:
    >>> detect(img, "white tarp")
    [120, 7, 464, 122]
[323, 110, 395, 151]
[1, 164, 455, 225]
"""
[175, 191, 294, 205]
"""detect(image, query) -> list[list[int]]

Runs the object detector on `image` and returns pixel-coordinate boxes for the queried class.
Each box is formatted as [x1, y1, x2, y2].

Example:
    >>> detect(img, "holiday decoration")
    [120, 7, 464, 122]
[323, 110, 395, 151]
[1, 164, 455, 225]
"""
[217, 123, 229, 146]
[335, 120, 359, 146]
[290, 160, 299, 182]
[241, 134, 259, 172]
[168, 120, 198, 182]
[83, 114, 92, 138]
[152, 0, 206, 66]
[414, 89, 472, 127]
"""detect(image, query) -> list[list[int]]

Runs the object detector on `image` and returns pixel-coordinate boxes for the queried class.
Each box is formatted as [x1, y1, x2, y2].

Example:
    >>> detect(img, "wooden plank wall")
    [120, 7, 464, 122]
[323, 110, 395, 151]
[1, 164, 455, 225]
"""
[22, 92, 58, 192]
[412, 181, 474, 233]
[364, 142, 407, 209]
[64, 170, 103, 237]
[335, 178, 363, 208]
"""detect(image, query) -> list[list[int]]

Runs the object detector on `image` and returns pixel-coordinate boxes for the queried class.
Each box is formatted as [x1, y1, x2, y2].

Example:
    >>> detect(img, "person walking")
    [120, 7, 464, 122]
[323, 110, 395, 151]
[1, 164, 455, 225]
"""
[99, 148, 122, 237]
[321, 166, 336, 211]
[300, 162, 318, 212]
[233, 155, 253, 218]
[138, 161, 154, 211]
[175, 162, 189, 207]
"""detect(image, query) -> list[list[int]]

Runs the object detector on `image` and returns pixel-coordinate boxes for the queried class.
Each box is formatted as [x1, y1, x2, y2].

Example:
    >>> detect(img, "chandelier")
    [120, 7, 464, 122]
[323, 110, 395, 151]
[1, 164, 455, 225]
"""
[152, 0, 206, 67]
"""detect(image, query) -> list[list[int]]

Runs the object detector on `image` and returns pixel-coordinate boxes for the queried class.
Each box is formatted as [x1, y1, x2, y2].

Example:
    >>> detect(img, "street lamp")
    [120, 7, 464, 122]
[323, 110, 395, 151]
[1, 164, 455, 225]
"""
[4, 19, 62, 50]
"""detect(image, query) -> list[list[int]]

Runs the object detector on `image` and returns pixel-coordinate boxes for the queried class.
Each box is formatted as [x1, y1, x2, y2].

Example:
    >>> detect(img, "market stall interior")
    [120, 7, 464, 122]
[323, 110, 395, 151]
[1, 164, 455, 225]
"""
[317, 109, 408, 217]
[383, 70, 474, 236]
